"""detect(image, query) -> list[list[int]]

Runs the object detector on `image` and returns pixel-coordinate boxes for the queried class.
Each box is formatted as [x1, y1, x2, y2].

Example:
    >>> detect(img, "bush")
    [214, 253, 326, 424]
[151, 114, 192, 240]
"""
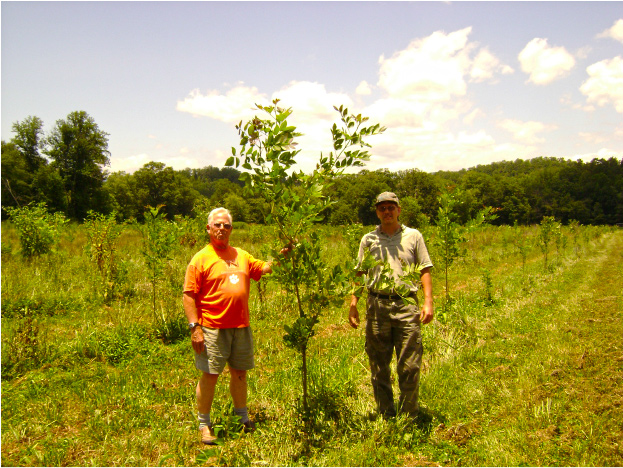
[3, 203, 68, 257]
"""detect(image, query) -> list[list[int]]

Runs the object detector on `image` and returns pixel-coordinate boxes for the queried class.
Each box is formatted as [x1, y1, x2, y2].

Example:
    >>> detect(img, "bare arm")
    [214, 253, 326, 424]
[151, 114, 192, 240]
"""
[348, 271, 365, 329]
[260, 244, 294, 275]
[419, 267, 434, 324]
[183, 291, 204, 353]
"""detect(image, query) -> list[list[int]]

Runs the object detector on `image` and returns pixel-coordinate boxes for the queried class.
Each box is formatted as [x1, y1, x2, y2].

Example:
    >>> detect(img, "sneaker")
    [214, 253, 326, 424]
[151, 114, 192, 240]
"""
[242, 420, 256, 433]
[200, 425, 217, 445]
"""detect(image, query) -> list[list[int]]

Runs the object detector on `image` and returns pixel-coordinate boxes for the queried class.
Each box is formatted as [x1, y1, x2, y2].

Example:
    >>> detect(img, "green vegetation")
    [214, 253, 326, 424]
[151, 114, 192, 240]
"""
[228, 101, 384, 426]
[3, 113, 623, 226]
[2, 219, 621, 466]
[2, 107, 622, 466]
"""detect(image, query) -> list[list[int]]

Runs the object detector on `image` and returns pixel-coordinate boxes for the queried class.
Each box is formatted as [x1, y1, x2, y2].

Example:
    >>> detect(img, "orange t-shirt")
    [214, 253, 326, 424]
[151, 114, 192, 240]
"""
[183, 244, 266, 328]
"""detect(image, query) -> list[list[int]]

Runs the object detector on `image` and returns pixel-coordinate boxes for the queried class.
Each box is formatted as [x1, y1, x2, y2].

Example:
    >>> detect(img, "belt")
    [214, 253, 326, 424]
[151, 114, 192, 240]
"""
[368, 290, 403, 301]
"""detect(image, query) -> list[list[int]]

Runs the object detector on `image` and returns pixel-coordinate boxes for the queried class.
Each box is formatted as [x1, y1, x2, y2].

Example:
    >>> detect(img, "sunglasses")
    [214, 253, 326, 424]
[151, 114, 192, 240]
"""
[376, 205, 397, 212]
[213, 222, 232, 230]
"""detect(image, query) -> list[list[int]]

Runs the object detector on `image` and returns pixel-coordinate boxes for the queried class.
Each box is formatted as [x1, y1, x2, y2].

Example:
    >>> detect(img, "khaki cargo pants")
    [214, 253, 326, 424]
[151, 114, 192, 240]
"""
[365, 294, 423, 418]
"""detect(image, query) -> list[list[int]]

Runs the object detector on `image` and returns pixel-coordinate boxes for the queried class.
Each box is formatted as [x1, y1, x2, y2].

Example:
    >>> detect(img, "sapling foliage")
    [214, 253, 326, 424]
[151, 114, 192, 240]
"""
[227, 99, 384, 424]
[139, 205, 180, 321]
[3, 202, 67, 258]
[84, 210, 123, 303]
[538, 216, 560, 270]
[433, 188, 496, 303]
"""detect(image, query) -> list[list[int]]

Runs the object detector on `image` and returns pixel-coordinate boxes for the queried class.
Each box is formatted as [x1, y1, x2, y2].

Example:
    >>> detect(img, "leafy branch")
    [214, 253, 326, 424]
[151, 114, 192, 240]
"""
[226, 99, 384, 428]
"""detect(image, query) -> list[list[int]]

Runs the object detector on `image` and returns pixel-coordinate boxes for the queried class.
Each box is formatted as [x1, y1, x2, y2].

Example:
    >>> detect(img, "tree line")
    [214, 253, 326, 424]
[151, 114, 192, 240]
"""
[2, 111, 622, 226]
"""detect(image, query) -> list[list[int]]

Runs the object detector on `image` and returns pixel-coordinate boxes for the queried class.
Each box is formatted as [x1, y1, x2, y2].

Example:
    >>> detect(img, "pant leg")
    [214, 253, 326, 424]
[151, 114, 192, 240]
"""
[392, 302, 423, 415]
[365, 296, 396, 417]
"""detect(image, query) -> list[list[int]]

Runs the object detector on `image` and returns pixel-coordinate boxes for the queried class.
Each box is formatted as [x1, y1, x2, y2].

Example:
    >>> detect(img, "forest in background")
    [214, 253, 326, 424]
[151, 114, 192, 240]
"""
[2, 112, 623, 226]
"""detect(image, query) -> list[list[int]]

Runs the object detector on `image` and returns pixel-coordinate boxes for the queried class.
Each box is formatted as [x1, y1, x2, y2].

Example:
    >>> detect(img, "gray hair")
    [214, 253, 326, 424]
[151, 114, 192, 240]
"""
[207, 207, 233, 225]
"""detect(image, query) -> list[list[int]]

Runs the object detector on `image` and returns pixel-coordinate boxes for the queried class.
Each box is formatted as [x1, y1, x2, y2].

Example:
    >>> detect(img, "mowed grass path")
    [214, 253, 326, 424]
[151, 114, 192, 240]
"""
[1, 228, 622, 466]
[418, 231, 623, 466]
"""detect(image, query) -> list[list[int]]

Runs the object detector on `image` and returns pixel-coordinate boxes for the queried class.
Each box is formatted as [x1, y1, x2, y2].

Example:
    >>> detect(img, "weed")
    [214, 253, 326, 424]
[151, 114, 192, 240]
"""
[1, 317, 53, 380]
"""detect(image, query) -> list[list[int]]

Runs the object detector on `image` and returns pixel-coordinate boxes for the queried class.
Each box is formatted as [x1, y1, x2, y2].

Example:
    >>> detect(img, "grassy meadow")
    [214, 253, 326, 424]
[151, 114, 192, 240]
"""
[1, 220, 622, 466]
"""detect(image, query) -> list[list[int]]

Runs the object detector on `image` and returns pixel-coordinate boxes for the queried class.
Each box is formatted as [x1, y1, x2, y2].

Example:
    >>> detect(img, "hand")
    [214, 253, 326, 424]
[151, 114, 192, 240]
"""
[280, 240, 297, 257]
[420, 302, 434, 325]
[348, 305, 360, 329]
[191, 326, 205, 353]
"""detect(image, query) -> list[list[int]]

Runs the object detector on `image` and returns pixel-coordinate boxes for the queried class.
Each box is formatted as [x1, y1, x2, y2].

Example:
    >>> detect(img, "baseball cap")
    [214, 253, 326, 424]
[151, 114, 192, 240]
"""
[375, 192, 400, 206]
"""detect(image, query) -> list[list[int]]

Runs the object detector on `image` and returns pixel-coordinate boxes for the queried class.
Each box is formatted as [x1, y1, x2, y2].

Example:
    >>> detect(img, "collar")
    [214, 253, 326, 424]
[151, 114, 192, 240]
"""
[376, 223, 404, 238]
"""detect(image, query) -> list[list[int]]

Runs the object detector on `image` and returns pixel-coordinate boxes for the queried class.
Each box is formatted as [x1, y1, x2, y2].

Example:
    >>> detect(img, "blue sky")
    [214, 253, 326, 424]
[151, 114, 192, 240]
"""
[2, 1, 622, 175]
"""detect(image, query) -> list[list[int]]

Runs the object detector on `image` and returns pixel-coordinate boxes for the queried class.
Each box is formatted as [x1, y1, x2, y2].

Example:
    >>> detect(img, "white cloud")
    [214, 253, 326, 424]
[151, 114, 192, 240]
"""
[377, 27, 473, 101]
[109, 153, 152, 173]
[370, 126, 531, 173]
[580, 56, 623, 113]
[470, 48, 514, 82]
[573, 147, 623, 162]
[271, 81, 352, 122]
[356, 81, 373, 95]
[109, 152, 204, 174]
[497, 119, 558, 144]
[579, 131, 609, 144]
[176, 83, 268, 122]
[463, 108, 485, 125]
[597, 19, 623, 43]
[370, 28, 511, 136]
[518, 38, 576, 85]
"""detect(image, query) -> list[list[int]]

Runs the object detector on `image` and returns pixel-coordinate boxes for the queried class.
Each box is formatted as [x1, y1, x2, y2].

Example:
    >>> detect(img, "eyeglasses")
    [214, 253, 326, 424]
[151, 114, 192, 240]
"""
[213, 223, 232, 230]
[376, 205, 397, 212]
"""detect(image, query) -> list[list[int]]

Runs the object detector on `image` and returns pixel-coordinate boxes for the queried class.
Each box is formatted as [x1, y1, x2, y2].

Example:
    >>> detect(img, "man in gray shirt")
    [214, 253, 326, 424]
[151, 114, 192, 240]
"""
[349, 192, 434, 419]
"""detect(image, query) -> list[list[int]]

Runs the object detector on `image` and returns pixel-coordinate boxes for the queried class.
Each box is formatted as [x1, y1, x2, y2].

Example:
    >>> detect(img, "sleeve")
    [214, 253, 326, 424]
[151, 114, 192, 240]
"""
[355, 235, 368, 271]
[183, 262, 201, 293]
[246, 252, 267, 282]
[415, 233, 434, 269]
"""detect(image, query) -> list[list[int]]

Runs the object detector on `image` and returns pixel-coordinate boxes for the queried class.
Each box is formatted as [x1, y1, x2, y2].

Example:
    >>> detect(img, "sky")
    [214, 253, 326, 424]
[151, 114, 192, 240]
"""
[2, 1, 623, 176]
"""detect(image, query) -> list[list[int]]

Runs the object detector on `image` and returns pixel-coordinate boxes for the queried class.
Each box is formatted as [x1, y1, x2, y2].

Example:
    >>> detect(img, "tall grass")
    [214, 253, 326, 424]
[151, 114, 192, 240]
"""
[1, 221, 621, 466]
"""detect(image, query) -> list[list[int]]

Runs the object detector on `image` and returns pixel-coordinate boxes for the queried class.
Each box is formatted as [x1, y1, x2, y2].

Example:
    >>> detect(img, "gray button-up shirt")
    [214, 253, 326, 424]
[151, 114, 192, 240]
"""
[357, 224, 433, 295]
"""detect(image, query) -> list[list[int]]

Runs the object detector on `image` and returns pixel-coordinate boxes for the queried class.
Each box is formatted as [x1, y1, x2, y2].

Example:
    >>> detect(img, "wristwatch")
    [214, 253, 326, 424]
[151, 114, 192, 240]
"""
[188, 322, 201, 330]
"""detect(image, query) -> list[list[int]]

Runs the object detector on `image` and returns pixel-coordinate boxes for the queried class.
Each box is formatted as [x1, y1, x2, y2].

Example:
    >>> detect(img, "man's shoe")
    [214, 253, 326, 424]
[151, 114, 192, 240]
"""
[200, 425, 217, 445]
[242, 420, 256, 433]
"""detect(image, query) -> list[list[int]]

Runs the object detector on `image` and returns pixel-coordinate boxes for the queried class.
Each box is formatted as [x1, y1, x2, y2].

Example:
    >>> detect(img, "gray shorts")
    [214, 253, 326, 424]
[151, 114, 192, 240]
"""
[194, 326, 255, 374]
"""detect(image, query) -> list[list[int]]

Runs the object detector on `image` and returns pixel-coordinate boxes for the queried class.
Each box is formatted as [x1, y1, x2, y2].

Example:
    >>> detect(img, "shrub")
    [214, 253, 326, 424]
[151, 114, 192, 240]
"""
[3, 203, 67, 257]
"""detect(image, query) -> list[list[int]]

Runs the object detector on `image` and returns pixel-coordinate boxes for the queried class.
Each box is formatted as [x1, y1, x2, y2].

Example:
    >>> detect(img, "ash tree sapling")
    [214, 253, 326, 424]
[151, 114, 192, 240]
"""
[538, 216, 560, 270]
[433, 187, 497, 305]
[84, 210, 124, 304]
[139, 205, 180, 324]
[227, 100, 385, 425]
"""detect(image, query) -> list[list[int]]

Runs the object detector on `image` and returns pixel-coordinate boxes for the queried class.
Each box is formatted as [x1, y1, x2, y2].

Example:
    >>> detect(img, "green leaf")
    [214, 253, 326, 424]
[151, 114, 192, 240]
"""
[225, 156, 235, 167]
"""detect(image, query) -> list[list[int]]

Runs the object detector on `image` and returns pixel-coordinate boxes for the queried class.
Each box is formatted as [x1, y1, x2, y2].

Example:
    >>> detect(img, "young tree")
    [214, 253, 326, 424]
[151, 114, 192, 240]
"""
[139, 205, 180, 319]
[44, 111, 110, 220]
[227, 100, 384, 425]
[84, 210, 124, 303]
[433, 187, 496, 303]
[538, 216, 560, 269]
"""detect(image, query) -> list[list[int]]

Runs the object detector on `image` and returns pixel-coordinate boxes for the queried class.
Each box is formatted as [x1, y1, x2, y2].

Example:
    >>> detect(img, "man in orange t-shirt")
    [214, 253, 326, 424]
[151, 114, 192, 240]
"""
[183, 207, 273, 445]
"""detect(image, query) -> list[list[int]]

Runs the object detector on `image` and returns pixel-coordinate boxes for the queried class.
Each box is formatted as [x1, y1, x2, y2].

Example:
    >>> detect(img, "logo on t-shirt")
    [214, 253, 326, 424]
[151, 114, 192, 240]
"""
[229, 274, 240, 284]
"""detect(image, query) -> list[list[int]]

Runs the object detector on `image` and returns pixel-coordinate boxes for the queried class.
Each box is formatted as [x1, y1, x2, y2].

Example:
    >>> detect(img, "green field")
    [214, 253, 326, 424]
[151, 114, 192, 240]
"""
[2, 222, 622, 466]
